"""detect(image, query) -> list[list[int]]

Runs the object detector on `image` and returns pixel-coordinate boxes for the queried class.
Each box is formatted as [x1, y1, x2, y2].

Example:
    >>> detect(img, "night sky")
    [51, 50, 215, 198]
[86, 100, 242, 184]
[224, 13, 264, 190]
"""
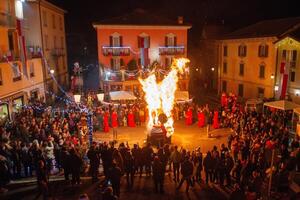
[49, 0, 300, 64]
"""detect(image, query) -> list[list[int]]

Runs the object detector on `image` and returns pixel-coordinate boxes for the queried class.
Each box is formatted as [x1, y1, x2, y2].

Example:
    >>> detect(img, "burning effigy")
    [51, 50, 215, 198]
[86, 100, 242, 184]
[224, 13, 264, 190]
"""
[139, 58, 190, 140]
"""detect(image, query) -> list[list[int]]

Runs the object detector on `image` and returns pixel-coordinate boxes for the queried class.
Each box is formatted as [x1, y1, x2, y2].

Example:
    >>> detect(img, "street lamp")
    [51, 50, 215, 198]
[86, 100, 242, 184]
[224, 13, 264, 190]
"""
[50, 69, 55, 75]
[270, 74, 275, 79]
[211, 67, 215, 71]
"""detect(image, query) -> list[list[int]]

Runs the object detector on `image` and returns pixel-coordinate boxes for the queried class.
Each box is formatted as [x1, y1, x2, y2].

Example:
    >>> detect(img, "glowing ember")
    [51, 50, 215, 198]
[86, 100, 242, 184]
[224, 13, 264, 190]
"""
[139, 58, 190, 137]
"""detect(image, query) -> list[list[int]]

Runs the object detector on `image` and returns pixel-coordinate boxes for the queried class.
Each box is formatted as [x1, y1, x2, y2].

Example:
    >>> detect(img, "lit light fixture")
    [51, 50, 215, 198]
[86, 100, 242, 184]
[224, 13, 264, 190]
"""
[270, 74, 275, 79]
[74, 93, 81, 103]
[195, 68, 199, 71]
[274, 86, 279, 91]
[107, 71, 111, 76]
[296, 90, 300, 96]
[97, 89, 104, 102]
[211, 67, 215, 71]
[50, 69, 55, 74]
[21, 0, 25, 2]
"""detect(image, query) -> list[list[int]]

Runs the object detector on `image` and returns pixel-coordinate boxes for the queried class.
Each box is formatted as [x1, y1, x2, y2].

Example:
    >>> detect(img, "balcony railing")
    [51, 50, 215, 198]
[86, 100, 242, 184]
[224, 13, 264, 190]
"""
[0, 50, 19, 63]
[102, 46, 130, 56]
[27, 46, 42, 59]
[159, 46, 185, 55]
[51, 48, 65, 57]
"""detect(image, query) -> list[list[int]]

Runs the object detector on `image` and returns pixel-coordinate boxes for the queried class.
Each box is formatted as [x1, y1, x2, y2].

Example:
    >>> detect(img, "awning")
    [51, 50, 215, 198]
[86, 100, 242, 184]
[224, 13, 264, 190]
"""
[175, 91, 189, 101]
[109, 91, 137, 101]
[264, 100, 300, 110]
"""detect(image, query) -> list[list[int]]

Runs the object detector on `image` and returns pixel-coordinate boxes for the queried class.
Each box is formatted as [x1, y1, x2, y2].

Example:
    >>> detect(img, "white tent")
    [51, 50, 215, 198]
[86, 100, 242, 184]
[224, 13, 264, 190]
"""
[263, 100, 300, 110]
[175, 91, 189, 101]
[109, 91, 137, 101]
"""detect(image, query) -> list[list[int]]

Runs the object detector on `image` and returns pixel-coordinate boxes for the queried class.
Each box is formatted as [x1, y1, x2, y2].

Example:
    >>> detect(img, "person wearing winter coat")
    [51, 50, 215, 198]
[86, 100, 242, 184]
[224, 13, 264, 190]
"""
[69, 148, 82, 185]
[123, 150, 135, 188]
[203, 151, 213, 184]
[87, 144, 100, 182]
[176, 156, 194, 193]
[169, 146, 181, 182]
[152, 156, 165, 193]
[108, 162, 122, 197]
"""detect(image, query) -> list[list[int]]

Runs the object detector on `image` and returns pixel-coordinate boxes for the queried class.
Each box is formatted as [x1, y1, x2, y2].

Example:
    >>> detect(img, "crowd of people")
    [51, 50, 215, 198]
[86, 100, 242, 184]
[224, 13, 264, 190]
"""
[0, 92, 300, 199]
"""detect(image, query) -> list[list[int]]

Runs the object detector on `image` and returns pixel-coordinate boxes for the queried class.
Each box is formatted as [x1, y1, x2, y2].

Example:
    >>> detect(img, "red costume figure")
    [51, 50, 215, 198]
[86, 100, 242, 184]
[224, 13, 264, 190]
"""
[103, 112, 110, 132]
[221, 93, 227, 107]
[185, 108, 193, 125]
[127, 110, 135, 127]
[111, 111, 118, 128]
[213, 111, 219, 129]
[198, 111, 205, 128]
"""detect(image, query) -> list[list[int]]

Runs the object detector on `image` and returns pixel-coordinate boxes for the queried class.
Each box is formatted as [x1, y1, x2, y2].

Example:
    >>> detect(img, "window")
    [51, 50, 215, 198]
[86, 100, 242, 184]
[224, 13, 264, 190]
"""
[291, 50, 297, 68]
[223, 62, 227, 74]
[290, 71, 296, 82]
[52, 14, 56, 29]
[138, 36, 150, 48]
[282, 50, 287, 60]
[238, 44, 247, 57]
[44, 35, 49, 50]
[30, 62, 34, 77]
[8, 31, 15, 51]
[60, 37, 64, 49]
[258, 44, 269, 57]
[259, 64, 265, 78]
[257, 87, 265, 98]
[238, 84, 244, 97]
[43, 11, 47, 27]
[239, 63, 244, 76]
[165, 34, 177, 46]
[12, 63, 21, 81]
[59, 17, 63, 30]
[222, 80, 227, 92]
[0, 68, 3, 85]
[223, 45, 228, 57]
[111, 58, 120, 71]
[109, 33, 122, 47]
[53, 36, 57, 48]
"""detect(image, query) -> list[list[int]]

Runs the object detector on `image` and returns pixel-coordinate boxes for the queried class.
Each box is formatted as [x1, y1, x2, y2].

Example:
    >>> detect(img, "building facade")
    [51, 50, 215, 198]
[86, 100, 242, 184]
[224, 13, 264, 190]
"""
[0, 0, 45, 121]
[219, 17, 300, 102]
[93, 10, 191, 96]
[23, 0, 68, 99]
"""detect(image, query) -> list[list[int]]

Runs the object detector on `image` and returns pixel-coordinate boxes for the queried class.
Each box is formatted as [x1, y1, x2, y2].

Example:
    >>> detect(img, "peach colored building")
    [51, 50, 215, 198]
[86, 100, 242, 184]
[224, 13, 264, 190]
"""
[93, 10, 191, 96]
[1, 0, 45, 121]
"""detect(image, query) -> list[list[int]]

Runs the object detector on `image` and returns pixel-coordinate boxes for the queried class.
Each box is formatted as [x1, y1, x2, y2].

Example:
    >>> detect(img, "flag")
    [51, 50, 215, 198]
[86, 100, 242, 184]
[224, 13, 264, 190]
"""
[16, 19, 28, 79]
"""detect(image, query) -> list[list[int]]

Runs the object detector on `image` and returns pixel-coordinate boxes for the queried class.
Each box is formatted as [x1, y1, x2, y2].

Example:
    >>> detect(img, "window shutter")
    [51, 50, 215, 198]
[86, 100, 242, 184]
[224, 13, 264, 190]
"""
[174, 36, 177, 46]
[165, 36, 168, 47]
[265, 45, 269, 57]
[109, 36, 113, 46]
[110, 58, 114, 69]
[147, 36, 150, 48]
[244, 46, 247, 56]
[138, 36, 141, 48]
[120, 36, 123, 47]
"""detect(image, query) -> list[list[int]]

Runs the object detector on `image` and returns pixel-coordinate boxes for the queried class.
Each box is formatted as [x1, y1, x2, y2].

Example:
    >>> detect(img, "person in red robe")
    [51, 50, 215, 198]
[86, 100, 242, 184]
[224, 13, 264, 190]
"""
[103, 111, 110, 132]
[185, 108, 193, 125]
[197, 110, 205, 128]
[127, 110, 135, 127]
[213, 110, 219, 129]
[111, 110, 118, 140]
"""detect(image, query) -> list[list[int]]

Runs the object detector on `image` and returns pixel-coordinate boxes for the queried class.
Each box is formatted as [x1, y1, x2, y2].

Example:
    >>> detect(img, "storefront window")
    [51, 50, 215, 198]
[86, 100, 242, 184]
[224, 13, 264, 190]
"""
[0, 104, 9, 124]
[13, 97, 23, 113]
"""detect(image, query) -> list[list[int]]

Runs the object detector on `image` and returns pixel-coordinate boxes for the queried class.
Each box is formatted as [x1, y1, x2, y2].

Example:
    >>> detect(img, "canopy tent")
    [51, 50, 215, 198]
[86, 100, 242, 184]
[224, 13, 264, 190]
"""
[175, 91, 189, 101]
[109, 91, 137, 101]
[263, 100, 300, 111]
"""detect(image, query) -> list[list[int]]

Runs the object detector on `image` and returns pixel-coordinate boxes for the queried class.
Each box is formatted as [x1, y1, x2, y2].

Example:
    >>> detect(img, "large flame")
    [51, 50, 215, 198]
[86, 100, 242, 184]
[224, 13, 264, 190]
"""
[139, 58, 190, 137]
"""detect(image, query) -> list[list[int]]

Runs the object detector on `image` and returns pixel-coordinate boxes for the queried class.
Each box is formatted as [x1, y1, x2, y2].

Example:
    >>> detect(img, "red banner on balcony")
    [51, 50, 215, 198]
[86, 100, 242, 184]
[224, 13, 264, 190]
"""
[280, 62, 285, 74]
[280, 74, 288, 99]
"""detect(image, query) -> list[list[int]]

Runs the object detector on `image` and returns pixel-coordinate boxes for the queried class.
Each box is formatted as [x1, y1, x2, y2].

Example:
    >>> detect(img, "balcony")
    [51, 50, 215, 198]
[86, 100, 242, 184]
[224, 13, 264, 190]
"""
[0, 50, 19, 63]
[159, 46, 185, 55]
[102, 46, 130, 56]
[51, 48, 65, 57]
[0, 11, 15, 28]
[27, 46, 42, 59]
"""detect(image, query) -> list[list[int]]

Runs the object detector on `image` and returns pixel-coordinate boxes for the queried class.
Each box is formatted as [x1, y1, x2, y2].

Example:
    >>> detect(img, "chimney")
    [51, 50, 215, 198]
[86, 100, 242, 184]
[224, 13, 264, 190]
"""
[177, 16, 184, 25]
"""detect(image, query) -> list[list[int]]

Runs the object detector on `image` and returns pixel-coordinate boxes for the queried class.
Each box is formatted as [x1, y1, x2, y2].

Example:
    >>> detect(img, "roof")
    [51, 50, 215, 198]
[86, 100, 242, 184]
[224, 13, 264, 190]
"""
[109, 91, 137, 101]
[264, 100, 300, 110]
[223, 17, 300, 40]
[93, 9, 191, 28]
